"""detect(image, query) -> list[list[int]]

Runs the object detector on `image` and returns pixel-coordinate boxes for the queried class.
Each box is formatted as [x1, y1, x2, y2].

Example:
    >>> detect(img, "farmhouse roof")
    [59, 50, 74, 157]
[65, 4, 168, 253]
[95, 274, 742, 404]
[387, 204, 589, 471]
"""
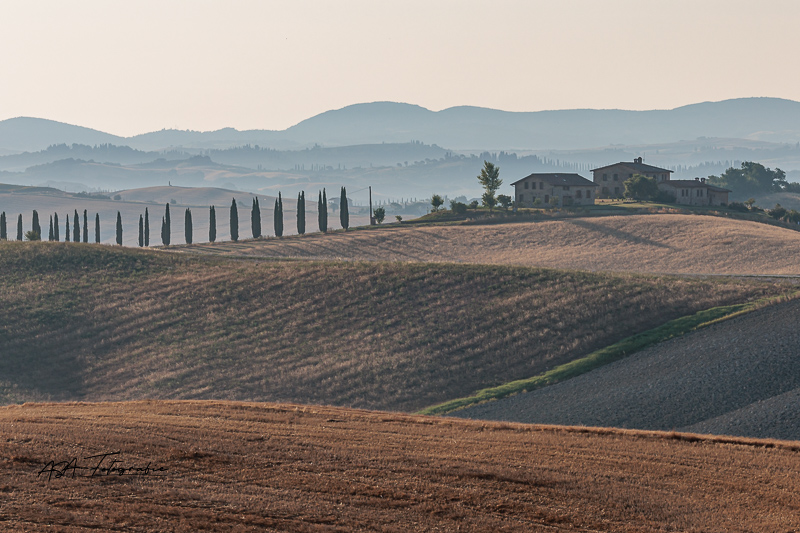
[591, 157, 672, 174]
[511, 173, 598, 187]
[662, 179, 731, 192]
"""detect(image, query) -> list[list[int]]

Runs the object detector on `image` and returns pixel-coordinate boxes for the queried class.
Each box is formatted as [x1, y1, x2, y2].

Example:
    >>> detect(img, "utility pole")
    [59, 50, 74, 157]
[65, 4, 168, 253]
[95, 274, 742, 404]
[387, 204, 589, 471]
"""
[369, 186, 375, 225]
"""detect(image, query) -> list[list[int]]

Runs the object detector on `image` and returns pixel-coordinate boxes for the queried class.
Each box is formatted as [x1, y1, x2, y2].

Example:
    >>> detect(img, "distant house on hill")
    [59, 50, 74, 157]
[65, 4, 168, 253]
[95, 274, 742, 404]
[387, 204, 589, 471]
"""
[591, 157, 730, 206]
[591, 157, 673, 198]
[659, 177, 731, 207]
[512, 173, 598, 207]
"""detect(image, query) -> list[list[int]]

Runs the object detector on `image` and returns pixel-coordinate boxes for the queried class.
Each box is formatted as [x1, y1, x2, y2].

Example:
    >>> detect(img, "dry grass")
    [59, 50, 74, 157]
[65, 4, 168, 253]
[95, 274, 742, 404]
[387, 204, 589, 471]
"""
[176, 213, 800, 275]
[1, 400, 800, 532]
[0, 242, 789, 412]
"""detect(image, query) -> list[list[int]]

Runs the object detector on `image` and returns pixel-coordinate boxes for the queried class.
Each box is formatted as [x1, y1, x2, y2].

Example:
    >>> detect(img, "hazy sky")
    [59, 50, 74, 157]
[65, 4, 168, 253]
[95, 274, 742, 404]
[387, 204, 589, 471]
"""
[1, 0, 798, 136]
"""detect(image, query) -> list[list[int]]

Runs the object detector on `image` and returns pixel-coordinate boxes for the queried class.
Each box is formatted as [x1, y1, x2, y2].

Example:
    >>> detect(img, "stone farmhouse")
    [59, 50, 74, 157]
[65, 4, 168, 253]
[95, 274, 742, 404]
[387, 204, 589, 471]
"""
[512, 173, 598, 207]
[591, 157, 730, 206]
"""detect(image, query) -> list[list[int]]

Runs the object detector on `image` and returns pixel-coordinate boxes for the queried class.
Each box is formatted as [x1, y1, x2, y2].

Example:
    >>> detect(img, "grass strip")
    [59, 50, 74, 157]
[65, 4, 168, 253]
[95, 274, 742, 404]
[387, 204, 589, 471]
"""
[419, 291, 800, 416]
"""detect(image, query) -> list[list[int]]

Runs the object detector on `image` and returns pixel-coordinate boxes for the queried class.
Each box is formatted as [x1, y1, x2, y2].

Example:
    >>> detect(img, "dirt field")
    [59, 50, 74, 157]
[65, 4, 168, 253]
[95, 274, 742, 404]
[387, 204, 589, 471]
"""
[455, 298, 800, 441]
[176, 213, 800, 275]
[2, 401, 799, 532]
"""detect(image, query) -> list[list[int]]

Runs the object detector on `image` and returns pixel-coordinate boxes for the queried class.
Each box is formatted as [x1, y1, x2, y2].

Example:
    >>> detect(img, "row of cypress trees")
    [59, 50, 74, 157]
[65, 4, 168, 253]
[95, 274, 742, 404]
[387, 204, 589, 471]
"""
[0, 187, 352, 245]
[0, 209, 104, 243]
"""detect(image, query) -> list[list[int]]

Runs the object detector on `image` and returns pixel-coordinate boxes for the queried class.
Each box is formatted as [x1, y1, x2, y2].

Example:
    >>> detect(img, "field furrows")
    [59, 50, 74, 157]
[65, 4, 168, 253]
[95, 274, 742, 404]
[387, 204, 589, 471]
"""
[0, 242, 788, 411]
[1, 401, 799, 531]
[175, 214, 800, 275]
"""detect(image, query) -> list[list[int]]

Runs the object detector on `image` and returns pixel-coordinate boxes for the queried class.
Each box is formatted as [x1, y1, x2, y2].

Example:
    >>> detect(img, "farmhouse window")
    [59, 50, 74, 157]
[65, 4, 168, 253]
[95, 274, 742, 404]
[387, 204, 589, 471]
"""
[519, 194, 524, 202]
[602, 187, 609, 195]
[563, 186, 569, 191]
[614, 187, 620, 196]
[576, 190, 583, 199]
[525, 182, 529, 189]
[613, 174, 618, 181]
[603, 174, 608, 181]
[539, 182, 543, 190]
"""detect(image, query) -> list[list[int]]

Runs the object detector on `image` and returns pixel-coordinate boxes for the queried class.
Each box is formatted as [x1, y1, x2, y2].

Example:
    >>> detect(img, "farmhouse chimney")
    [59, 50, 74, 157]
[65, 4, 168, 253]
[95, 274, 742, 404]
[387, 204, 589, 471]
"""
[695, 177, 700, 181]
[701, 177, 706, 183]
[634, 157, 643, 164]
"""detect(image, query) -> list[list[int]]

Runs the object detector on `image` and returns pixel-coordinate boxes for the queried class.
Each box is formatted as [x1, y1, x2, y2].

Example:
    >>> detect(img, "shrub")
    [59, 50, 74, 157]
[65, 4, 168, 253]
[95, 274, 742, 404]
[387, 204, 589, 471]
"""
[450, 201, 468, 215]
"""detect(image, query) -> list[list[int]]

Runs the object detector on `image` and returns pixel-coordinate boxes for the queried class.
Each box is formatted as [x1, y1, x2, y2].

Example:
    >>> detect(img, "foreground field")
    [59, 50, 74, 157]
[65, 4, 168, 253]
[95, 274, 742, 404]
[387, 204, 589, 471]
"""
[456, 298, 800, 440]
[2, 401, 799, 532]
[0, 243, 786, 412]
[177, 213, 800, 275]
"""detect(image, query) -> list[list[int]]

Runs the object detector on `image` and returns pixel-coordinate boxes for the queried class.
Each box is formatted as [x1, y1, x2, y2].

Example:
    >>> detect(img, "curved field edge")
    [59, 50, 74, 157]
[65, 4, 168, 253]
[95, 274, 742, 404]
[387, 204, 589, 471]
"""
[419, 291, 800, 416]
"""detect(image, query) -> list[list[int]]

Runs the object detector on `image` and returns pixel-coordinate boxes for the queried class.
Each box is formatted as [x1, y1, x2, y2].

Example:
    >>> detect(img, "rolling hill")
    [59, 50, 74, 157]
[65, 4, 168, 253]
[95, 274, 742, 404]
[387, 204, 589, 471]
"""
[2, 400, 799, 531]
[5, 98, 800, 152]
[0, 243, 784, 411]
[175, 213, 800, 275]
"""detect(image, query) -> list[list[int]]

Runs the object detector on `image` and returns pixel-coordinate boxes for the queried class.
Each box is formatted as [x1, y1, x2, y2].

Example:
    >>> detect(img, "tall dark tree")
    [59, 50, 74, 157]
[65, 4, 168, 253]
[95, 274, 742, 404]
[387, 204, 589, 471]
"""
[48, 215, 54, 241]
[144, 207, 150, 246]
[95, 213, 100, 243]
[340, 186, 349, 230]
[274, 192, 283, 237]
[251, 197, 261, 239]
[185, 208, 193, 244]
[83, 210, 88, 243]
[32, 210, 41, 240]
[318, 189, 328, 233]
[230, 198, 239, 242]
[209, 205, 217, 243]
[0, 212, 5, 240]
[53, 213, 59, 241]
[115, 211, 123, 245]
[73, 210, 80, 242]
[297, 191, 306, 235]
[65, 216, 70, 242]
[160, 217, 166, 246]
[163, 203, 171, 246]
[138, 214, 144, 247]
[17, 214, 23, 241]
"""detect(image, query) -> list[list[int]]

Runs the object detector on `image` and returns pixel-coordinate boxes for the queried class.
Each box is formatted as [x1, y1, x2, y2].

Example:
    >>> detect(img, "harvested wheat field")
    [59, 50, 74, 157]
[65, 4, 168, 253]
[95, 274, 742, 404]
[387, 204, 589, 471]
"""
[177, 214, 800, 275]
[0, 242, 788, 412]
[2, 401, 799, 532]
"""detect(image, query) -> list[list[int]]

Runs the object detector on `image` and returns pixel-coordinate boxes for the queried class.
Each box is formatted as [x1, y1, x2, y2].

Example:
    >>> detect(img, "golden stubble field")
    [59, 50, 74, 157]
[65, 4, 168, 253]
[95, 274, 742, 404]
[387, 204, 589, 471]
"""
[1, 400, 799, 532]
[176, 214, 800, 275]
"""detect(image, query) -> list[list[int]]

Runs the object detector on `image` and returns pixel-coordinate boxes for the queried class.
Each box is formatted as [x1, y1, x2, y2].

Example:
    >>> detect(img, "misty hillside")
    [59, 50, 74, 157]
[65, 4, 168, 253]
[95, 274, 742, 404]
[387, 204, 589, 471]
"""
[5, 98, 800, 154]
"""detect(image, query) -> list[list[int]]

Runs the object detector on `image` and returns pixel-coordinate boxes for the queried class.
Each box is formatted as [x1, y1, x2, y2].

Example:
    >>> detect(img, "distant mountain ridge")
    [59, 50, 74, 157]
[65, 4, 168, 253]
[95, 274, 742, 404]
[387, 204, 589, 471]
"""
[3, 97, 800, 153]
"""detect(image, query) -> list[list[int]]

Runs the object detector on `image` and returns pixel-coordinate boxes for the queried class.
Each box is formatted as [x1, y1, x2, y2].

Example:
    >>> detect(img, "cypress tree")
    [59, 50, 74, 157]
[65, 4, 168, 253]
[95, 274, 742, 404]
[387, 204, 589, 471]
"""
[340, 186, 349, 230]
[53, 213, 59, 241]
[17, 214, 23, 241]
[209, 205, 217, 243]
[0, 212, 5, 240]
[185, 208, 192, 244]
[318, 189, 328, 233]
[95, 213, 100, 243]
[251, 197, 261, 239]
[230, 198, 239, 242]
[65, 216, 70, 242]
[144, 207, 150, 246]
[83, 210, 88, 243]
[160, 217, 166, 246]
[49, 215, 54, 241]
[115, 211, 122, 245]
[164, 203, 171, 246]
[138, 214, 144, 247]
[73, 210, 80, 242]
[32, 210, 41, 240]
[297, 191, 306, 235]
[274, 192, 283, 237]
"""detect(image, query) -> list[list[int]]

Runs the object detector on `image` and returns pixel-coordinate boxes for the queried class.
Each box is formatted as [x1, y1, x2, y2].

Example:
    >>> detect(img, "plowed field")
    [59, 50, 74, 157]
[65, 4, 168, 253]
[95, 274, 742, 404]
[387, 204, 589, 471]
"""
[2, 401, 800, 532]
